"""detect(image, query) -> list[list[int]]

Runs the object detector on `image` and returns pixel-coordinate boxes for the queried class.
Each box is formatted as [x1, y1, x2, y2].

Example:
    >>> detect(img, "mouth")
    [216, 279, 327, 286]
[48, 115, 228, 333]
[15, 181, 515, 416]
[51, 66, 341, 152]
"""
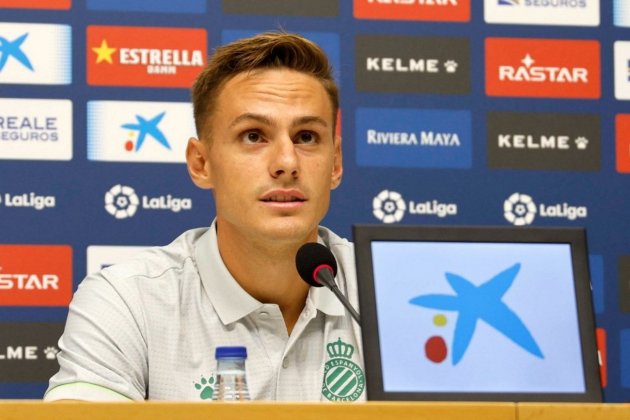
[260, 190, 307, 205]
[261, 195, 305, 203]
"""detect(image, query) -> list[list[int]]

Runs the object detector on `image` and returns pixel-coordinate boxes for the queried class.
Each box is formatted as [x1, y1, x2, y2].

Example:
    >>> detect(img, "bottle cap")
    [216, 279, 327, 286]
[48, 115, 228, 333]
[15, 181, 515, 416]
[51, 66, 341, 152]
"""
[215, 346, 247, 359]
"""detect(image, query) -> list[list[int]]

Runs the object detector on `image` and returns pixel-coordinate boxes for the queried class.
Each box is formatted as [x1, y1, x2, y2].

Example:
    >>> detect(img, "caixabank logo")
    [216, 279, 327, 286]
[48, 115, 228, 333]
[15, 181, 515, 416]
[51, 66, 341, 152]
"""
[503, 193, 587, 226]
[0, 22, 71, 85]
[356, 35, 469, 94]
[104, 184, 192, 219]
[87, 100, 195, 163]
[223, 0, 338, 16]
[0, 322, 64, 382]
[485, 38, 600, 99]
[0, 0, 70, 9]
[86, 0, 205, 13]
[614, 0, 630, 27]
[356, 108, 471, 169]
[373, 189, 457, 224]
[87, 26, 206, 88]
[353, 0, 470, 22]
[487, 112, 600, 171]
[0, 98, 72, 161]
[484, 0, 599, 26]
[0, 245, 72, 307]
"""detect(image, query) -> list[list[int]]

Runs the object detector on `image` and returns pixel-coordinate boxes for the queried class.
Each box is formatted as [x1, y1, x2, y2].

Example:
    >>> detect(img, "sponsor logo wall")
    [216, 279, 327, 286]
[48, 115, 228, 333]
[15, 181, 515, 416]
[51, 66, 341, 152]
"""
[0, 0, 629, 402]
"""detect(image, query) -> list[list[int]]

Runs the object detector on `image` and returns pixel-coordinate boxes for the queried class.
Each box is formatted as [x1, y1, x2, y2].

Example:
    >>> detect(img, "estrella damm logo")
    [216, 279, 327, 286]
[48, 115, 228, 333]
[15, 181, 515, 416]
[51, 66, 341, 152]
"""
[321, 338, 365, 401]
[87, 25, 206, 88]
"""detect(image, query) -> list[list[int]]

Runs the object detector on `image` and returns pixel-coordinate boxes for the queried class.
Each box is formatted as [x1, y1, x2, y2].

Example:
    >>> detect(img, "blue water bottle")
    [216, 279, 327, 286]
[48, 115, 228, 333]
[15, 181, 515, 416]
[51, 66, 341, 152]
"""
[212, 346, 251, 401]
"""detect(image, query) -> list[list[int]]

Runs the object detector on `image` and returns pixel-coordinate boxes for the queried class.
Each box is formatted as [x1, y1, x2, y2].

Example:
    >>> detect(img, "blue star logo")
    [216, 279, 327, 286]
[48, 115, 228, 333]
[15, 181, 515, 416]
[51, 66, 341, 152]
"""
[0, 33, 34, 72]
[410, 263, 543, 365]
[121, 112, 171, 151]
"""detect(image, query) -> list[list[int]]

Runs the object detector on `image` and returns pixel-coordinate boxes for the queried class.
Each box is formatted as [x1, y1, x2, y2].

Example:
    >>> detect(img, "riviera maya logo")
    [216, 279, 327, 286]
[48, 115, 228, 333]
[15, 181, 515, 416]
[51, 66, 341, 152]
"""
[193, 374, 215, 400]
[373, 189, 406, 224]
[409, 263, 544, 365]
[321, 338, 365, 401]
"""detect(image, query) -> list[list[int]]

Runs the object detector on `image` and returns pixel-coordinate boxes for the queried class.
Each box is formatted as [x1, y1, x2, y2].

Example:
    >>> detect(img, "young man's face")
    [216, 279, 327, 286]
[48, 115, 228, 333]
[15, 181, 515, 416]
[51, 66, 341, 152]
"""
[194, 68, 342, 246]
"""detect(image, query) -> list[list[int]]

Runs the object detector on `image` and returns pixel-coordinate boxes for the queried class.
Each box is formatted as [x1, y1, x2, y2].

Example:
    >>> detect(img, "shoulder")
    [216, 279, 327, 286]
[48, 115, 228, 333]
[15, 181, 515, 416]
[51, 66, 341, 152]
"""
[100, 227, 208, 285]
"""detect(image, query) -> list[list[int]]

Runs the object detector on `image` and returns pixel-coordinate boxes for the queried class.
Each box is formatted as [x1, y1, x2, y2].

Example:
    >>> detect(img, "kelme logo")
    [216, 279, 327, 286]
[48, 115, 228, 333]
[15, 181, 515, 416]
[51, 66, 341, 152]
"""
[321, 338, 365, 401]
[193, 374, 215, 400]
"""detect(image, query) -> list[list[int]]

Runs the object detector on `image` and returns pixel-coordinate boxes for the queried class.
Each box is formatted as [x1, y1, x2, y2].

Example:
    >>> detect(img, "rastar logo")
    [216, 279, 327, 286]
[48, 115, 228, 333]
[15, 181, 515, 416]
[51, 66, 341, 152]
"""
[104, 184, 193, 219]
[0, 0, 70, 9]
[486, 38, 600, 99]
[354, 0, 470, 22]
[87, 26, 206, 88]
[503, 193, 587, 226]
[615, 114, 630, 173]
[373, 190, 457, 224]
[0, 245, 72, 307]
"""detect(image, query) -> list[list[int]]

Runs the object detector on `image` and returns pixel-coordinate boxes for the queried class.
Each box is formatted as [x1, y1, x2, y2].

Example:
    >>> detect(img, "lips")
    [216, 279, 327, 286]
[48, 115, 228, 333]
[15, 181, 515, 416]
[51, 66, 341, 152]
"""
[260, 190, 306, 203]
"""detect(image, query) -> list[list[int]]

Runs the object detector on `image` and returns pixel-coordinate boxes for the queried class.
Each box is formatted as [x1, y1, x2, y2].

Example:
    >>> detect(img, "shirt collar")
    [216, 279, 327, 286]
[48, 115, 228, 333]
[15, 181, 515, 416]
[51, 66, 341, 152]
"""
[194, 221, 346, 324]
[194, 221, 262, 325]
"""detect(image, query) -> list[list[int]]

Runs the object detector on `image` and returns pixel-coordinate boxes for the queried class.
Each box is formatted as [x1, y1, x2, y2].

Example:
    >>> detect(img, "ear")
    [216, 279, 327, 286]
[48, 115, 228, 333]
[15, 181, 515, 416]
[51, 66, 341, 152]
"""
[186, 137, 213, 190]
[330, 134, 343, 190]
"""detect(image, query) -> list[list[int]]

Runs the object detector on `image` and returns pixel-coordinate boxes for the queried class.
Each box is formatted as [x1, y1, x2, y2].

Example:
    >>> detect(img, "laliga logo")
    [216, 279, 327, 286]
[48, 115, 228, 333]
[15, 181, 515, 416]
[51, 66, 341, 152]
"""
[105, 184, 139, 219]
[504, 192, 588, 226]
[504, 193, 537, 226]
[104, 184, 193, 219]
[373, 190, 406, 224]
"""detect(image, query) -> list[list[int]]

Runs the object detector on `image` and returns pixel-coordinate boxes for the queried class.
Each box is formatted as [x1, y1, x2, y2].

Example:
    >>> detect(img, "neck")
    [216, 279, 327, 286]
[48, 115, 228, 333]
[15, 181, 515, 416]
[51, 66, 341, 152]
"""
[215, 220, 317, 334]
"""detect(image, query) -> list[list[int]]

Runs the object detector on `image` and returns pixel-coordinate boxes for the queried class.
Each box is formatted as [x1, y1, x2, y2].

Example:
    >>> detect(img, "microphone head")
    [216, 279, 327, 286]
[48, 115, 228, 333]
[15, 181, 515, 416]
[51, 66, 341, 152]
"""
[295, 242, 338, 287]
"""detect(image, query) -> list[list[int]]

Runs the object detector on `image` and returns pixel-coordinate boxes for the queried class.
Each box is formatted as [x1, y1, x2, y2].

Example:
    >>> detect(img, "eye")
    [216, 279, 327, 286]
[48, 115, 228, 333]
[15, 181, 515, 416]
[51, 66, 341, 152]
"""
[241, 131, 263, 144]
[295, 131, 318, 144]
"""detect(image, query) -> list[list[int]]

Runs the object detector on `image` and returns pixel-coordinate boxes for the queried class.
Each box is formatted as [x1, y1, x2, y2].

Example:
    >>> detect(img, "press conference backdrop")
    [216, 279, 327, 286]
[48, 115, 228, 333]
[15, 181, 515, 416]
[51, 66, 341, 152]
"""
[0, 0, 628, 402]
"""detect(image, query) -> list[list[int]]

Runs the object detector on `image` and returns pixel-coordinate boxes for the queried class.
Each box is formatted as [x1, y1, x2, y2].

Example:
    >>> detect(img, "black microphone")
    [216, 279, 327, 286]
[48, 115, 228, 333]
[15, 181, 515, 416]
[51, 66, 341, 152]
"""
[295, 242, 361, 324]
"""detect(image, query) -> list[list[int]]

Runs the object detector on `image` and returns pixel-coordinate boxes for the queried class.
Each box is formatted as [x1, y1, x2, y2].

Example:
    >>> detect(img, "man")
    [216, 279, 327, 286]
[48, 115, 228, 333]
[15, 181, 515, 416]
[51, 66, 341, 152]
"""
[44, 32, 365, 402]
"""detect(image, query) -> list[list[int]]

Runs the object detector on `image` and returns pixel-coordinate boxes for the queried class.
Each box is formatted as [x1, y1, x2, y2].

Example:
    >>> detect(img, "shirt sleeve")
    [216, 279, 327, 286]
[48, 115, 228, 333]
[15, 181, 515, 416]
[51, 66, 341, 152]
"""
[44, 272, 148, 401]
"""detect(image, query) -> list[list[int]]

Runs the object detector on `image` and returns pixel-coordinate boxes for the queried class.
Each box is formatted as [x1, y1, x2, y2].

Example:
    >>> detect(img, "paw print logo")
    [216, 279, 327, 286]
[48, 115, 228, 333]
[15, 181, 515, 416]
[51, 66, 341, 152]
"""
[43, 346, 59, 360]
[194, 375, 215, 400]
[444, 60, 458, 73]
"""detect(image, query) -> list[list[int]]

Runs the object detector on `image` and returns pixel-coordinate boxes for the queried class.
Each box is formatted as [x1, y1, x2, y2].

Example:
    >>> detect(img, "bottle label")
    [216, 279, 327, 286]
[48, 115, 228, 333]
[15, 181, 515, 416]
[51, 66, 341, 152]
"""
[321, 337, 366, 401]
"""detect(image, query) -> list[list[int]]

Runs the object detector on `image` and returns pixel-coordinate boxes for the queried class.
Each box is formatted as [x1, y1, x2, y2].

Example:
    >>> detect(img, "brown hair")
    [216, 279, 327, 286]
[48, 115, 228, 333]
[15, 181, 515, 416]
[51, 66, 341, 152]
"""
[191, 31, 339, 139]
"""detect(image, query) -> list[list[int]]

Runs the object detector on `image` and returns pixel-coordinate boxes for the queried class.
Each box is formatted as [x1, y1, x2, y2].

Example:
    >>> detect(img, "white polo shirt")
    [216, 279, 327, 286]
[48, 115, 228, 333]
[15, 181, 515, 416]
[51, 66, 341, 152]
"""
[44, 222, 365, 402]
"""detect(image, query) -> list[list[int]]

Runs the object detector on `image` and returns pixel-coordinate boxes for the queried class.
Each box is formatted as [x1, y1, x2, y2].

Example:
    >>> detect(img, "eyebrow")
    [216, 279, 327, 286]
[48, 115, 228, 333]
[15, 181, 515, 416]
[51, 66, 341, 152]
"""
[229, 113, 329, 129]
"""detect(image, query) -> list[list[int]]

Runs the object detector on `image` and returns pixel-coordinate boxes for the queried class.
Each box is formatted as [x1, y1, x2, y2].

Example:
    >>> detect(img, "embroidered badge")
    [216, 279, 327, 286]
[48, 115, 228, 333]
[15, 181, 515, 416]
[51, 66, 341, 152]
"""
[193, 374, 215, 400]
[321, 337, 365, 401]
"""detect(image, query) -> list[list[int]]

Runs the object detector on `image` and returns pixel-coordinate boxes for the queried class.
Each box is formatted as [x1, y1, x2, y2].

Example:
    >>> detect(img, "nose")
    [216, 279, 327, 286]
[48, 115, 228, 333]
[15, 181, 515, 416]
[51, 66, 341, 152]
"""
[269, 137, 299, 179]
